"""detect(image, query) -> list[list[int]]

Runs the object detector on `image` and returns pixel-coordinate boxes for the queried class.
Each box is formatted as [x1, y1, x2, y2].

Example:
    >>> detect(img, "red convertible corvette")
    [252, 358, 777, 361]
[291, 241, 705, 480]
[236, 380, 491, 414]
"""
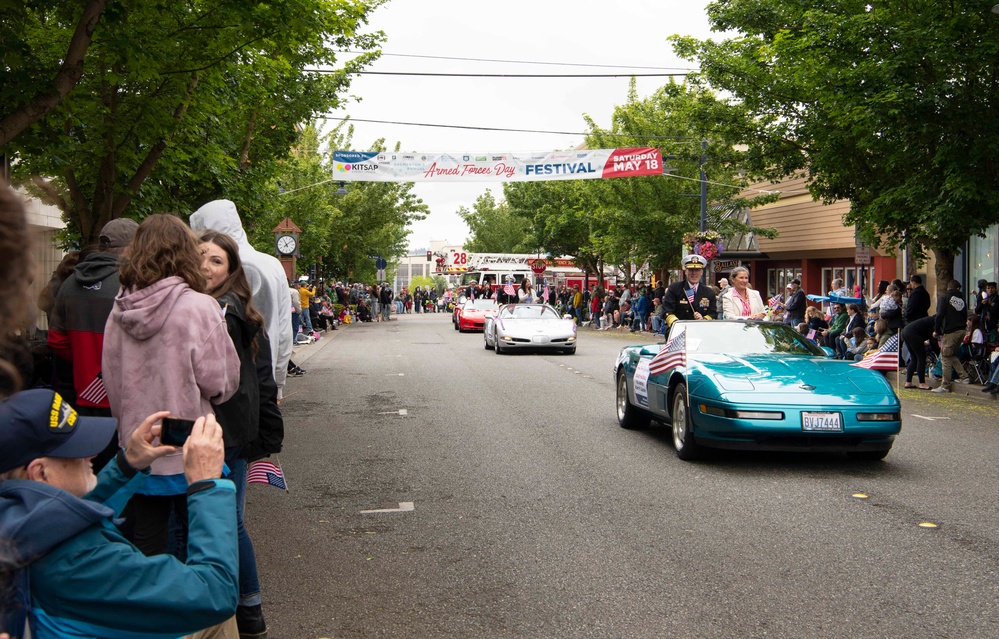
[455, 298, 499, 332]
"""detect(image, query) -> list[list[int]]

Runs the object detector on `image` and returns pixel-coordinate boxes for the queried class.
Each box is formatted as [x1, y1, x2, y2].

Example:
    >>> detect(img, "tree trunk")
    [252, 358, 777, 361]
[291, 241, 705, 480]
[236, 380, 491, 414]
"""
[931, 246, 956, 300]
[0, 0, 108, 147]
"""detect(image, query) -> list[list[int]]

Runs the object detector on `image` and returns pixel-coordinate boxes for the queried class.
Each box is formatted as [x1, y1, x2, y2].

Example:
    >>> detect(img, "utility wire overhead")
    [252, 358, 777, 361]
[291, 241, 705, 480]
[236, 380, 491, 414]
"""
[320, 117, 696, 139]
[341, 50, 697, 72]
[308, 69, 688, 78]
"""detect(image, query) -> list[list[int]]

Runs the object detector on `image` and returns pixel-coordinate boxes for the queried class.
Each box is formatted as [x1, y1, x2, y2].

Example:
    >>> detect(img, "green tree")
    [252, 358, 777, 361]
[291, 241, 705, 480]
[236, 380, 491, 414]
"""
[5, 0, 383, 245]
[458, 189, 530, 253]
[257, 126, 428, 282]
[671, 0, 999, 285]
[505, 80, 776, 285]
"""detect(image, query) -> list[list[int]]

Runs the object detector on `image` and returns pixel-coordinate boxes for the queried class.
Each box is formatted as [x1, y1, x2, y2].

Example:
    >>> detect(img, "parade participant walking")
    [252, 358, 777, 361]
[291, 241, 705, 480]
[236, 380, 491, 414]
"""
[659, 254, 717, 328]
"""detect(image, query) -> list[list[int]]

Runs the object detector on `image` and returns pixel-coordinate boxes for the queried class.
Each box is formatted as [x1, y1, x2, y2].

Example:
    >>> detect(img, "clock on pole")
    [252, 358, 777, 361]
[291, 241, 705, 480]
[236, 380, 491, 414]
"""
[272, 218, 303, 282]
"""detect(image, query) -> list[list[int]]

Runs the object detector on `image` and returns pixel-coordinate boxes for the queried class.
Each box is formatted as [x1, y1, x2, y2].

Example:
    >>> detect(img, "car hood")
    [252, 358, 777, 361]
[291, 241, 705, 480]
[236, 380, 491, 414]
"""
[690, 353, 898, 404]
[498, 318, 574, 333]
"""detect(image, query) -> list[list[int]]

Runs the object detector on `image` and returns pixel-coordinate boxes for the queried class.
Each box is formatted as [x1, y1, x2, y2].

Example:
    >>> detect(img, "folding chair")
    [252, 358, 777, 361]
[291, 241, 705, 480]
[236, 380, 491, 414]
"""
[964, 342, 993, 385]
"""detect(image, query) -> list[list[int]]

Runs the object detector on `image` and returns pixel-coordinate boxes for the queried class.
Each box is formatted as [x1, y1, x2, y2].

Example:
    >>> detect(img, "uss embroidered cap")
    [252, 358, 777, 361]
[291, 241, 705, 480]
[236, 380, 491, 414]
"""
[0, 390, 118, 472]
[682, 254, 708, 269]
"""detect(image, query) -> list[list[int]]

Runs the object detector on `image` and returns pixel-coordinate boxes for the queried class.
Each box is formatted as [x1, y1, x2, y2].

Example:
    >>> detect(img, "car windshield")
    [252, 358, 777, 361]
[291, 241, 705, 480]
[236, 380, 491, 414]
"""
[500, 304, 561, 320]
[468, 299, 498, 310]
[673, 321, 826, 356]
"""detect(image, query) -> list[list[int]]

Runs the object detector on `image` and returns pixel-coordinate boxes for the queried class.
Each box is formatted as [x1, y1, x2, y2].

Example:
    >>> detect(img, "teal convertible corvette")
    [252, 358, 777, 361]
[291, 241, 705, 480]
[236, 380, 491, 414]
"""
[614, 321, 901, 461]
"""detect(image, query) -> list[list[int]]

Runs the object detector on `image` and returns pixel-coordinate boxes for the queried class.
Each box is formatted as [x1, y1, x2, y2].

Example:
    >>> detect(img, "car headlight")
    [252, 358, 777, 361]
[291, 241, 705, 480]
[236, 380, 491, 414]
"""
[699, 404, 784, 420]
[500, 336, 514, 342]
[856, 412, 900, 422]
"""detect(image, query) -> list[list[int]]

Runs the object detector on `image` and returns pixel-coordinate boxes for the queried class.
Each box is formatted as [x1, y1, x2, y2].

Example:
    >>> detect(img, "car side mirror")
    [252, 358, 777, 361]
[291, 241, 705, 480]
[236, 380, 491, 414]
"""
[563, 314, 574, 320]
[820, 346, 835, 358]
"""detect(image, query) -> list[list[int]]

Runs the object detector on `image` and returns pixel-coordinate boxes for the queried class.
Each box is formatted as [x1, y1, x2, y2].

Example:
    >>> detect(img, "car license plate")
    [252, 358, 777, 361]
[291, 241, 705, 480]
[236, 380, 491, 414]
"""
[532, 335, 550, 343]
[802, 412, 842, 432]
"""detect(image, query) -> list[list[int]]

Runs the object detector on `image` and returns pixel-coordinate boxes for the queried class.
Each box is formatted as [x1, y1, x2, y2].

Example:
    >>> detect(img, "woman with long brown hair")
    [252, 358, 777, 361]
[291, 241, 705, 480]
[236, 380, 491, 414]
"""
[103, 214, 239, 558]
[199, 229, 282, 637]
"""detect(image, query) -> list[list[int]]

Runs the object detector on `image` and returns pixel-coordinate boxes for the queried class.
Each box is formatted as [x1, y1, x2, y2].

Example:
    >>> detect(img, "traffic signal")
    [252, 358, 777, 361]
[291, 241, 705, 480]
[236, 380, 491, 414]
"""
[426, 250, 432, 261]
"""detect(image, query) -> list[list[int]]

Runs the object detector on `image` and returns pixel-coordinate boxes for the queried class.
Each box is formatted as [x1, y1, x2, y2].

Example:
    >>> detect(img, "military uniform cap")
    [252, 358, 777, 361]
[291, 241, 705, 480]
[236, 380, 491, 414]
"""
[682, 254, 708, 269]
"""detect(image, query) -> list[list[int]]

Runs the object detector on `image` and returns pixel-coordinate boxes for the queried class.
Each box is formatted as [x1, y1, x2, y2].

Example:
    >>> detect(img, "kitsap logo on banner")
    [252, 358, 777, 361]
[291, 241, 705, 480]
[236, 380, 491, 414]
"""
[331, 148, 664, 183]
[333, 151, 380, 174]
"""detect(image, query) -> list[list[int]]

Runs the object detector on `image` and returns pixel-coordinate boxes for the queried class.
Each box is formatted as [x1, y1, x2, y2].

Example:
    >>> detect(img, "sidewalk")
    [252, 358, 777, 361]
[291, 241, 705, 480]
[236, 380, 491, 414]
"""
[884, 371, 997, 402]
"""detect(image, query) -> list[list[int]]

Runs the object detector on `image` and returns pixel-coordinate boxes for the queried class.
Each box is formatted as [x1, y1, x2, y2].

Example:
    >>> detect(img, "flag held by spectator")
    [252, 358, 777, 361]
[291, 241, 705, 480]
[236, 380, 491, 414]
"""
[504, 283, 516, 296]
[648, 330, 686, 376]
[767, 294, 783, 309]
[851, 333, 900, 371]
[248, 457, 288, 492]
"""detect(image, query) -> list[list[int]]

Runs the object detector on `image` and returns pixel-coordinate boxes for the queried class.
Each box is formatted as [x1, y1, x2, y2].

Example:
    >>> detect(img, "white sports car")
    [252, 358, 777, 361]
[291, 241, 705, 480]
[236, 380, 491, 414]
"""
[484, 303, 577, 355]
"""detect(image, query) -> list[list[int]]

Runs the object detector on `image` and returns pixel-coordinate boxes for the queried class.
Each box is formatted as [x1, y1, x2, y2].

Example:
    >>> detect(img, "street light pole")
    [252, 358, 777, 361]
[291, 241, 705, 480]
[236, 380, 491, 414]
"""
[699, 139, 708, 233]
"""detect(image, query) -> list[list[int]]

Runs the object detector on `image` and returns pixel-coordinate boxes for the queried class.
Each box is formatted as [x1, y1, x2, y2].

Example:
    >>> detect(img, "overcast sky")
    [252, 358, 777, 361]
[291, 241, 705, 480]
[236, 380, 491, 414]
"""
[324, 0, 716, 250]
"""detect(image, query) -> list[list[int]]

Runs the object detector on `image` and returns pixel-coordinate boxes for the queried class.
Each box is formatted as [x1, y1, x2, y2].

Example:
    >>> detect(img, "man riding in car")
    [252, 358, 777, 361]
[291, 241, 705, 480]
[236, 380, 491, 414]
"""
[658, 254, 716, 328]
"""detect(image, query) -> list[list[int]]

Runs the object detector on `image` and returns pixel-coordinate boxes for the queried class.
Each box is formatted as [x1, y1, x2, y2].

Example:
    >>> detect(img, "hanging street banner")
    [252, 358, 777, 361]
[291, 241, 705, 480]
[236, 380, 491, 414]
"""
[331, 148, 663, 183]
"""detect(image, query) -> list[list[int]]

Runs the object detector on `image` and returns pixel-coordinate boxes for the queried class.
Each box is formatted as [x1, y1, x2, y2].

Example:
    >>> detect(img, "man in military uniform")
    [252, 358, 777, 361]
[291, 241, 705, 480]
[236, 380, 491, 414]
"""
[659, 254, 716, 327]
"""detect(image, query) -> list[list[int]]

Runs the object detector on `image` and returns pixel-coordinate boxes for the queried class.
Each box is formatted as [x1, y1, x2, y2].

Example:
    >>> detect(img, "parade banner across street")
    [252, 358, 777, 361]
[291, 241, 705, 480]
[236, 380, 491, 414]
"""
[331, 148, 663, 183]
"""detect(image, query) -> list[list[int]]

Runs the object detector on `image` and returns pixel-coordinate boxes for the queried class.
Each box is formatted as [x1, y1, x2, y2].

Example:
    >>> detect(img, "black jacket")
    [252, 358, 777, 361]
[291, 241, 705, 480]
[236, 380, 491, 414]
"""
[905, 285, 931, 322]
[934, 288, 968, 335]
[783, 288, 806, 322]
[213, 294, 283, 459]
[661, 279, 716, 324]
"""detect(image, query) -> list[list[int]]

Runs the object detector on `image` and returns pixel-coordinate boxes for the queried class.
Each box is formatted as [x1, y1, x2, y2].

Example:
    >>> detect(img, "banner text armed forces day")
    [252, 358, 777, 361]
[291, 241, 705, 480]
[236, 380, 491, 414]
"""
[332, 148, 663, 182]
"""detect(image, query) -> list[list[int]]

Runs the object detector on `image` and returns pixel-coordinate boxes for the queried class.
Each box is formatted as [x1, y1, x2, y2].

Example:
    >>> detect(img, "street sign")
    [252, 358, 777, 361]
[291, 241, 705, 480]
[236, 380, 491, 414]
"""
[854, 246, 871, 265]
[375, 256, 387, 270]
[529, 258, 548, 274]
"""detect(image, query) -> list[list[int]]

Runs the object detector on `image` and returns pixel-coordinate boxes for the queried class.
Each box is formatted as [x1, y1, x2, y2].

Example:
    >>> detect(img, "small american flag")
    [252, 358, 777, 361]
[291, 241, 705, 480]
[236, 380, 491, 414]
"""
[543, 285, 550, 301]
[248, 458, 288, 491]
[684, 287, 696, 307]
[807, 329, 817, 341]
[504, 283, 516, 296]
[78, 372, 108, 405]
[648, 331, 686, 376]
[851, 333, 899, 371]
[767, 294, 783, 309]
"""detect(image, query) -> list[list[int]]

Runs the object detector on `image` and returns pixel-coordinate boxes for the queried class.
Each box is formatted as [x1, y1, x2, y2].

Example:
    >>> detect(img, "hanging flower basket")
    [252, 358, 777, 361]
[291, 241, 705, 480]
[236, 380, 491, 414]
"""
[683, 230, 724, 261]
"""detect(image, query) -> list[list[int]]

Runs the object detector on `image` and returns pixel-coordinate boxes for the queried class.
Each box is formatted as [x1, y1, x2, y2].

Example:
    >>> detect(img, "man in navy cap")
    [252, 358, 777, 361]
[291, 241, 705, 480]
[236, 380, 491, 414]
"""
[0, 390, 238, 639]
[659, 253, 717, 328]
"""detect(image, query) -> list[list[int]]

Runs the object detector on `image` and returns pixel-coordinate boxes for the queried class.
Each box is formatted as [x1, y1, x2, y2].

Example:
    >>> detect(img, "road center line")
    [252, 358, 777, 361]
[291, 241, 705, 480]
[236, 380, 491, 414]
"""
[360, 502, 415, 514]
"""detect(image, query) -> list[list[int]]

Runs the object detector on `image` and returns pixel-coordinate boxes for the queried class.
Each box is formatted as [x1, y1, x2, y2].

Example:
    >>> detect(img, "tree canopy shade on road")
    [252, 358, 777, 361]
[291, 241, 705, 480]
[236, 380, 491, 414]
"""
[670, 0, 999, 284]
[1, 0, 385, 246]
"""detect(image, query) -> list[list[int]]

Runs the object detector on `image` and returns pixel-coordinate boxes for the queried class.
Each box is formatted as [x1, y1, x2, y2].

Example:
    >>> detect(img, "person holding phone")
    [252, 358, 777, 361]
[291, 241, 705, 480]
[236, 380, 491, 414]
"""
[199, 230, 284, 638]
[0, 392, 241, 639]
[102, 215, 239, 558]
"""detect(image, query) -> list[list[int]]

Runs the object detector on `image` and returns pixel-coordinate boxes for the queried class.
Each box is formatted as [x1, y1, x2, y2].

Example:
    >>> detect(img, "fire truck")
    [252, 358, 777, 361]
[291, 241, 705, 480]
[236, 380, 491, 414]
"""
[433, 246, 618, 291]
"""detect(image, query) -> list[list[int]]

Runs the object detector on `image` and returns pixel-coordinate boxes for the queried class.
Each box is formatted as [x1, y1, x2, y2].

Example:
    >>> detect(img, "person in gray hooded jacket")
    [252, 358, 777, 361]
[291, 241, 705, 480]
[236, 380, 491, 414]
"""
[190, 200, 293, 400]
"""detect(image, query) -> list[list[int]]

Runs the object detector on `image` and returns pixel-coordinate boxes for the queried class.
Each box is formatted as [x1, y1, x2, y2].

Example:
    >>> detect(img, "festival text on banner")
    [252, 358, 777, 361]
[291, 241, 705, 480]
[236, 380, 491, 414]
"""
[331, 148, 663, 183]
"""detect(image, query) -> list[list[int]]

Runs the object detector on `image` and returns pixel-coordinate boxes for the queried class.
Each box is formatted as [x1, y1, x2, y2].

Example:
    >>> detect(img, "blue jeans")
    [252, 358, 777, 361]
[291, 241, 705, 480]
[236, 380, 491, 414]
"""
[633, 312, 647, 331]
[225, 449, 262, 607]
[291, 311, 301, 342]
[301, 307, 313, 332]
[651, 315, 665, 334]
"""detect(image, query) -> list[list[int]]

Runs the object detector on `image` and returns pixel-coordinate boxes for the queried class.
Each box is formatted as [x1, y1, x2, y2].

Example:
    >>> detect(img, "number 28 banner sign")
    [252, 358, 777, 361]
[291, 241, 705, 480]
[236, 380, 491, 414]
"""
[332, 148, 663, 183]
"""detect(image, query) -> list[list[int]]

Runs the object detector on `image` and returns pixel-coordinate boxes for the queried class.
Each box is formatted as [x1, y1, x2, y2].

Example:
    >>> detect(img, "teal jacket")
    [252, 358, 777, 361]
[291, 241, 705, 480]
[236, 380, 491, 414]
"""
[0, 452, 238, 639]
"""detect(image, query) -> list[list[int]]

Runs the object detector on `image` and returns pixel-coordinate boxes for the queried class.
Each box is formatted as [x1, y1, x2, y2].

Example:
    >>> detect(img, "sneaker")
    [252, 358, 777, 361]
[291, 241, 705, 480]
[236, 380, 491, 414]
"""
[236, 604, 268, 639]
[957, 378, 971, 384]
[981, 383, 997, 392]
[931, 386, 951, 393]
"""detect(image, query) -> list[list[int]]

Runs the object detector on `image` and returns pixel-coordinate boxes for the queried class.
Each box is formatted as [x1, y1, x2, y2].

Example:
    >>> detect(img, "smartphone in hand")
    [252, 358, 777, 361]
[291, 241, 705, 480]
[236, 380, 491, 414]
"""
[160, 417, 196, 447]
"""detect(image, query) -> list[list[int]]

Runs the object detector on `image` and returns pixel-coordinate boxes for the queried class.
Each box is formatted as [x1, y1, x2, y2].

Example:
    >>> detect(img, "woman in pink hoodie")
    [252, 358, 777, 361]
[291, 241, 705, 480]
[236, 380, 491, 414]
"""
[103, 214, 239, 557]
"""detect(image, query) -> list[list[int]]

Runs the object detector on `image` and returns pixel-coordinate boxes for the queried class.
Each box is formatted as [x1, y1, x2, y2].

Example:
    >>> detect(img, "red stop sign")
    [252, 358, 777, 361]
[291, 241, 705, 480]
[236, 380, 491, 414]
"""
[529, 259, 547, 274]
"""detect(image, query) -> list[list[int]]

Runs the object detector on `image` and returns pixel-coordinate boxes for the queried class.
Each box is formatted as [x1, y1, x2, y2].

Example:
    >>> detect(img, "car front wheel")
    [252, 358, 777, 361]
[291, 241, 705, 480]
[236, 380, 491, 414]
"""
[671, 383, 701, 460]
[616, 370, 649, 430]
[494, 333, 503, 354]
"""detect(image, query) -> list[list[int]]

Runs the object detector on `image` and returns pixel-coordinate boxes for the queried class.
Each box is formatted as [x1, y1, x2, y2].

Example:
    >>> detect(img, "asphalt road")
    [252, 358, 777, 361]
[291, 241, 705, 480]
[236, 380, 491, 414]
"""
[250, 313, 999, 639]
